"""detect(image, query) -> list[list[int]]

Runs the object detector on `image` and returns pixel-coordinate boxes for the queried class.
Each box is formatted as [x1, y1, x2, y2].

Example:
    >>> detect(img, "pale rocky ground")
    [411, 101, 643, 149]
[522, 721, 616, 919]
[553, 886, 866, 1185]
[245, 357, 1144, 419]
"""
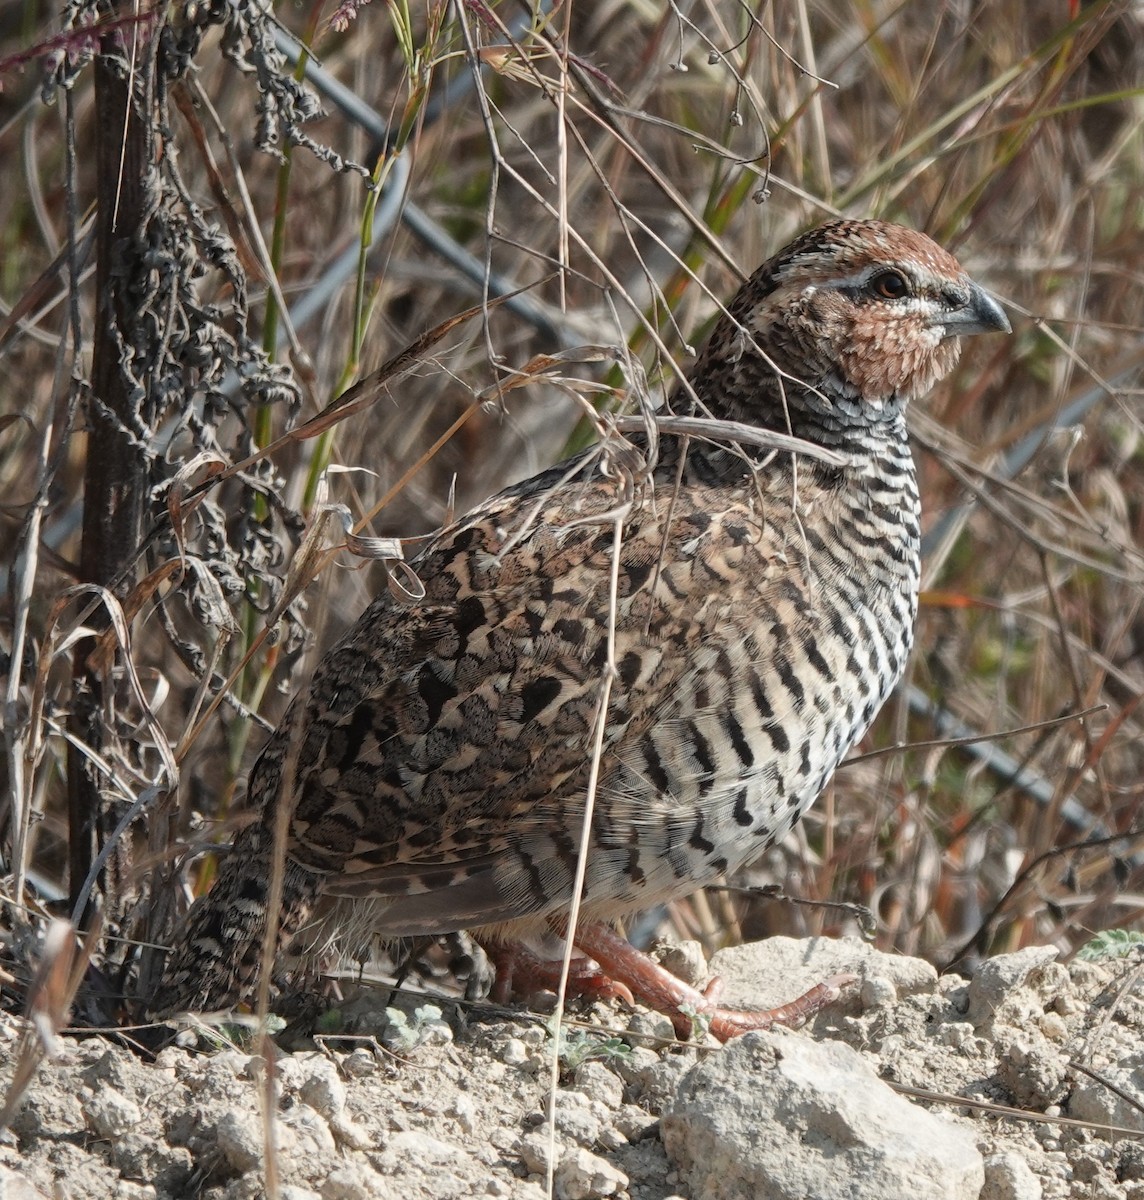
[1, 937, 1143, 1200]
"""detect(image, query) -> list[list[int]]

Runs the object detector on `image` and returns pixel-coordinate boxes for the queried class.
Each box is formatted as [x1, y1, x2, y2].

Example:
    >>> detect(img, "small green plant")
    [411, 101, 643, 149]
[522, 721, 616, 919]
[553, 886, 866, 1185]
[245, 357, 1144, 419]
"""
[1076, 930, 1144, 962]
[556, 1030, 633, 1072]
[678, 1003, 713, 1043]
[314, 1007, 345, 1035]
[381, 1003, 452, 1053]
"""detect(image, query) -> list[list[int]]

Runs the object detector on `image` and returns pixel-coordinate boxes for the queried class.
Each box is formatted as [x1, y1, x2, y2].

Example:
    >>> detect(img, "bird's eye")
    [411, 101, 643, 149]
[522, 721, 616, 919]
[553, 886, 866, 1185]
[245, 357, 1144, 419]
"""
[870, 270, 910, 300]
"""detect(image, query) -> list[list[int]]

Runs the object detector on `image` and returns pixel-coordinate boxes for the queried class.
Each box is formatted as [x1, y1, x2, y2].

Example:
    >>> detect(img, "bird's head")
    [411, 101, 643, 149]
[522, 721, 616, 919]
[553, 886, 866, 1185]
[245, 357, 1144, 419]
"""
[696, 219, 1010, 428]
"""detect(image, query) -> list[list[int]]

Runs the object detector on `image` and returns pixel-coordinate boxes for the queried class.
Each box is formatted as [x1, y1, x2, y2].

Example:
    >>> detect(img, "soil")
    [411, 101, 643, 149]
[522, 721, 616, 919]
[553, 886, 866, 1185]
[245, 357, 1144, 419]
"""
[1, 936, 1142, 1200]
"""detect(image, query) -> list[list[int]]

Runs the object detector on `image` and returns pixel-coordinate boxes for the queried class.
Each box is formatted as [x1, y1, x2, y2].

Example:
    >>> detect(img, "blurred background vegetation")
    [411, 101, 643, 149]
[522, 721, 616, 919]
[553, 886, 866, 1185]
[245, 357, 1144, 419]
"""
[0, 0, 1141, 1020]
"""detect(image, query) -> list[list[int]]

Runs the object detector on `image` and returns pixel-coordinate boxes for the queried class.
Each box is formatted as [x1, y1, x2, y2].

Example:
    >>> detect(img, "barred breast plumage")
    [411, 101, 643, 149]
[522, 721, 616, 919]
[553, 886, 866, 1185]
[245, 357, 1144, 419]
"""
[156, 219, 1009, 1039]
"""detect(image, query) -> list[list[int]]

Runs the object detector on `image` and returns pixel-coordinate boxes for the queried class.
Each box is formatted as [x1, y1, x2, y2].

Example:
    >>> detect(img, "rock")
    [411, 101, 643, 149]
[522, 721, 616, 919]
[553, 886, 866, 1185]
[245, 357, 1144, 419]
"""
[0, 1164, 50, 1200]
[386, 1129, 468, 1161]
[282, 1102, 336, 1157]
[447, 1092, 477, 1134]
[707, 935, 937, 1015]
[1039, 1012, 1067, 1041]
[281, 1055, 347, 1119]
[514, 1184, 551, 1200]
[516, 1132, 628, 1197]
[108, 1133, 194, 1192]
[1072, 1146, 1117, 1185]
[1069, 1047, 1144, 1134]
[662, 1029, 984, 1200]
[193, 1049, 253, 1085]
[611, 1044, 660, 1086]
[624, 1009, 677, 1048]
[552, 1090, 608, 1146]
[570, 1060, 625, 1110]
[80, 1048, 134, 1087]
[320, 1163, 391, 1200]
[554, 1146, 629, 1199]
[153, 1045, 189, 1072]
[860, 974, 898, 1009]
[1119, 1141, 1144, 1181]
[5, 934, 1139, 1200]
[936, 1021, 979, 1051]
[631, 1052, 694, 1110]
[966, 947, 1064, 1031]
[613, 1103, 659, 1141]
[517, 1130, 561, 1174]
[82, 1086, 142, 1138]
[501, 1037, 529, 1065]
[516, 1024, 547, 1048]
[217, 1106, 280, 1174]
[652, 939, 710, 988]
[104, 1185, 154, 1200]
[982, 1151, 1042, 1200]
[328, 1110, 373, 1150]
[994, 1032, 1068, 1108]
[368, 1127, 480, 1189]
[341, 1048, 379, 1078]
[595, 1125, 628, 1152]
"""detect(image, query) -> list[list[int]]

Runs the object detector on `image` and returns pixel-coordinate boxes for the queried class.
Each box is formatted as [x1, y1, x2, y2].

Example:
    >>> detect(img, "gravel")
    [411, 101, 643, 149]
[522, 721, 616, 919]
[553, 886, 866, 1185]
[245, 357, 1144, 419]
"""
[1, 938, 1141, 1199]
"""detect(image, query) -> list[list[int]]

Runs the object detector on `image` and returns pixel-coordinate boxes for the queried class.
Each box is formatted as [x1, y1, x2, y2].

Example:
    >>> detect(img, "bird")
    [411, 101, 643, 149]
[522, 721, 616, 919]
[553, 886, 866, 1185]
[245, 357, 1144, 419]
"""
[154, 219, 1010, 1040]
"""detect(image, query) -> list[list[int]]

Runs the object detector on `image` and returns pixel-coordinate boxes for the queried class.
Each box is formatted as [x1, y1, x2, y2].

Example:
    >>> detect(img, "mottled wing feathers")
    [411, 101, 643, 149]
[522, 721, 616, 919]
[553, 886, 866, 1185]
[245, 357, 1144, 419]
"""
[256, 459, 793, 931]
[267, 472, 684, 842]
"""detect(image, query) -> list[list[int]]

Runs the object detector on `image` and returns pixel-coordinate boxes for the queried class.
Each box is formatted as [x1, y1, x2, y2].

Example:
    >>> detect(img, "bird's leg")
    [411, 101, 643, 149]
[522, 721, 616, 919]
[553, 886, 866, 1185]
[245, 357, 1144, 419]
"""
[482, 924, 850, 1042]
[479, 939, 635, 1007]
[570, 922, 853, 1044]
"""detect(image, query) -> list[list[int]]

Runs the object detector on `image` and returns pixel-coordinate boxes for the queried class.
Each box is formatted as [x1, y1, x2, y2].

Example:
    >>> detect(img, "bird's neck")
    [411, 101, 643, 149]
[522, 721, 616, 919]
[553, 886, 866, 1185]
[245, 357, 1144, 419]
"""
[670, 379, 913, 486]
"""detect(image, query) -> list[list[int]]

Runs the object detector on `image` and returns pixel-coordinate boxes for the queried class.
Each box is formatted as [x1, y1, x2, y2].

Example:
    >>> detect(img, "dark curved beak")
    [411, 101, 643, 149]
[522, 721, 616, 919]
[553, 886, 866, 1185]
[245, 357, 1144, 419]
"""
[942, 281, 1011, 339]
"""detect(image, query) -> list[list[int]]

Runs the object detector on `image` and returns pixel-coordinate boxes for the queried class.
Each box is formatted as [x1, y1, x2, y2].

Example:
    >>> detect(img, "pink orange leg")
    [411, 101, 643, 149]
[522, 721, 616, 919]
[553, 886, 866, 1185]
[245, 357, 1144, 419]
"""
[571, 922, 853, 1043]
[480, 939, 635, 1007]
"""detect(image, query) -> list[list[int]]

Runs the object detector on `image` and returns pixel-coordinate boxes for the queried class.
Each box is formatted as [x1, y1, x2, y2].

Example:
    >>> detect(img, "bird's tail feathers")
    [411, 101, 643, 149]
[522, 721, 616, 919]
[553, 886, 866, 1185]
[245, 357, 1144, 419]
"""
[150, 823, 321, 1018]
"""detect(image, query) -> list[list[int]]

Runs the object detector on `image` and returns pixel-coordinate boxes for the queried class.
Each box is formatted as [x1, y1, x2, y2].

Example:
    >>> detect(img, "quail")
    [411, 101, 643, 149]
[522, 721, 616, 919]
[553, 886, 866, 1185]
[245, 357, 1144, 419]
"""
[155, 219, 1010, 1040]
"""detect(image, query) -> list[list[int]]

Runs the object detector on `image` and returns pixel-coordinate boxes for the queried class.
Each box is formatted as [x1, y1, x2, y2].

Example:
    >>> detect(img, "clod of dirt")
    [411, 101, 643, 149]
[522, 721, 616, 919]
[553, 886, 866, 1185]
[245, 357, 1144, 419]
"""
[1070, 1049, 1144, 1135]
[981, 1149, 1043, 1200]
[966, 947, 1068, 1032]
[662, 1028, 984, 1200]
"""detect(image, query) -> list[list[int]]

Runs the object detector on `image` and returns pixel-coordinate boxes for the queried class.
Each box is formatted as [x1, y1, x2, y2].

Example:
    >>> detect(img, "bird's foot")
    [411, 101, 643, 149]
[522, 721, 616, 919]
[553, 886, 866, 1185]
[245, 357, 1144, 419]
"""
[480, 939, 635, 1008]
[570, 921, 854, 1044]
